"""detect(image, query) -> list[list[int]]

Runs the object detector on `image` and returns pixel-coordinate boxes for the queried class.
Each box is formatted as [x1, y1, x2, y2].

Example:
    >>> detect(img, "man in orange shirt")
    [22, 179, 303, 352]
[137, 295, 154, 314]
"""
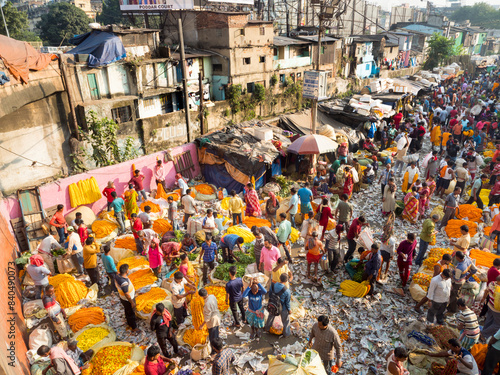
[49, 204, 67, 244]
[452, 118, 462, 143]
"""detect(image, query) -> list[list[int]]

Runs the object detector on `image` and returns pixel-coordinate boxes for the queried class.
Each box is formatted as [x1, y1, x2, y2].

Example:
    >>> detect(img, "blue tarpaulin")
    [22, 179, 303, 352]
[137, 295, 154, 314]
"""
[202, 164, 266, 193]
[68, 31, 126, 67]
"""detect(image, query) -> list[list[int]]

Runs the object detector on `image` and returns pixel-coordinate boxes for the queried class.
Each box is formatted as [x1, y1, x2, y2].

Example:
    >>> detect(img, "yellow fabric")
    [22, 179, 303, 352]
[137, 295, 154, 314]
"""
[430, 125, 441, 146]
[272, 264, 290, 288]
[442, 132, 451, 146]
[402, 171, 418, 193]
[228, 196, 244, 214]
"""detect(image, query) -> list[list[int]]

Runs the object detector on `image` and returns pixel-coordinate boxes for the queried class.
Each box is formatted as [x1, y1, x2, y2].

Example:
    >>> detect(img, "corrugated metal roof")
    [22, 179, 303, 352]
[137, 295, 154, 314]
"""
[273, 36, 311, 46]
[294, 35, 339, 43]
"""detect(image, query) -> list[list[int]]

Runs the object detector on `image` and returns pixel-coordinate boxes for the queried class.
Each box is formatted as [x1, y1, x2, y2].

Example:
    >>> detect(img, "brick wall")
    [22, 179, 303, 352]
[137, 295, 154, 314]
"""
[196, 12, 249, 30]
[0, 212, 30, 375]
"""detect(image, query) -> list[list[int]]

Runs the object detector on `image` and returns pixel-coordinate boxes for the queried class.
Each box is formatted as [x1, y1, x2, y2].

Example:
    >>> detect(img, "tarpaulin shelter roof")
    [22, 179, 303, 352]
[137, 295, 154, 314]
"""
[195, 125, 280, 177]
[0, 35, 53, 84]
[67, 31, 126, 67]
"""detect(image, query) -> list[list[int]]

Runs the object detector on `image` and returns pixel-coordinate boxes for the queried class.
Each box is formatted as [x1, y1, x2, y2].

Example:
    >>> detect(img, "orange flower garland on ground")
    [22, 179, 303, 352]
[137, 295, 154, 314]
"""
[128, 269, 157, 290]
[140, 201, 161, 213]
[456, 204, 483, 222]
[117, 256, 149, 270]
[114, 237, 137, 251]
[445, 219, 477, 238]
[130, 365, 145, 375]
[205, 285, 229, 312]
[92, 220, 119, 238]
[68, 306, 106, 332]
[153, 219, 172, 236]
[183, 327, 209, 347]
[470, 249, 499, 268]
[194, 184, 215, 195]
[242, 216, 271, 228]
[90, 345, 132, 375]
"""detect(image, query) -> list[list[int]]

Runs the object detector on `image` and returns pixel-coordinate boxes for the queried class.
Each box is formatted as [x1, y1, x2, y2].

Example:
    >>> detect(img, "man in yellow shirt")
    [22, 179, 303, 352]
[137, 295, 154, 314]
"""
[83, 237, 100, 288]
[228, 190, 244, 225]
[272, 257, 293, 288]
[450, 225, 471, 254]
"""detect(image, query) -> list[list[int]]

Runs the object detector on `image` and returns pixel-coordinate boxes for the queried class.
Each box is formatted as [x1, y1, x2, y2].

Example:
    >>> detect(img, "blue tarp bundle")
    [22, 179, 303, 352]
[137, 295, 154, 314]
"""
[68, 31, 126, 67]
[202, 164, 266, 193]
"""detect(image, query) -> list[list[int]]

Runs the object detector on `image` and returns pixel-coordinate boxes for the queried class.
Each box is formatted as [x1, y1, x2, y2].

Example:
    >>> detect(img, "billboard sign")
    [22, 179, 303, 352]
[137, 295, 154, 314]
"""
[207, 0, 254, 4]
[303, 70, 328, 100]
[119, 0, 194, 11]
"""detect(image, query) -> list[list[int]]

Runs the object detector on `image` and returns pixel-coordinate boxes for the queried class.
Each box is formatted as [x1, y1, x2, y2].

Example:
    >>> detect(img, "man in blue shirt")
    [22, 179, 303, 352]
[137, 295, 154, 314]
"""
[277, 213, 293, 263]
[286, 188, 299, 228]
[264, 273, 291, 338]
[298, 182, 313, 219]
[220, 234, 243, 264]
[101, 245, 117, 293]
[200, 235, 218, 285]
[225, 266, 246, 327]
[109, 191, 126, 234]
[362, 243, 381, 296]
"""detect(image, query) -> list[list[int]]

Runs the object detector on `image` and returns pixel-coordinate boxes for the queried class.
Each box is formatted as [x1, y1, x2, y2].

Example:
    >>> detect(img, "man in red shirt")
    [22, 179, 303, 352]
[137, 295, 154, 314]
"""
[487, 258, 500, 283]
[102, 181, 116, 211]
[129, 169, 147, 201]
[344, 216, 369, 263]
[49, 204, 67, 244]
[449, 107, 458, 119]
[130, 213, 143, 253]
[393, 112, 403, 128]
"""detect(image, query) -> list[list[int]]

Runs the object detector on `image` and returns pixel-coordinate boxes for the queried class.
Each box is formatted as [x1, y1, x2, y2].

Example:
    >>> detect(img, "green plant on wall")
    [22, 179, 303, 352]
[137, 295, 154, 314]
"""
[270, 74, 278, 87]
[227, 84, 242, 114]
[252, 83, 266, 103]
[79, 110, 138, 167]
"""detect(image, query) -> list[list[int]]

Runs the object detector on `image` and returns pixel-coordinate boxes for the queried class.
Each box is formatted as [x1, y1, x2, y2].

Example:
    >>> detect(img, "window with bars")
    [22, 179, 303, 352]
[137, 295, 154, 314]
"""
[111, 106, 132, 124]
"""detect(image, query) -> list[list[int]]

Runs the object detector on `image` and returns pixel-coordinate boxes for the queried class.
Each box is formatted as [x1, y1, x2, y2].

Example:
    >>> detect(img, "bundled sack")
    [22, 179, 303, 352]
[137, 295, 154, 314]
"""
[268, 349, 327, 375]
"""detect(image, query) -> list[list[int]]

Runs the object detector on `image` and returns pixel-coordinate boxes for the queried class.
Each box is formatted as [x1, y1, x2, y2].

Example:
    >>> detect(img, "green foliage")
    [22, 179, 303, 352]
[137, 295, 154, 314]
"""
[38, 2, 90, 46]
[223, 108, 230, 117]
[450, 2, 500, 28]
[284, 77, 293, 87]
[252, 83, 266, 103]
[424, 33, 455, 70]
[227, 84, 242, 114]
[452, 44, 466, 56]
[212, 251, 255, 281]
[80, 111, 138, 167]
[274, 175, 292, 197]
[97, 0, 131, 26]
[0, 2, 40, 41]
[270, 74, 278, 87]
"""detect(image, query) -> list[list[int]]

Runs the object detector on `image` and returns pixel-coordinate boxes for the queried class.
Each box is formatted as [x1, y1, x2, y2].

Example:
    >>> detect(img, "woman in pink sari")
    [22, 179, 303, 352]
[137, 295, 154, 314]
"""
[418, 182, 430, 216]
[343, 167, 354, 198]
[402, 187, 419, 224]
[244, 183, 262, 217]
[426, 176, 437, 197]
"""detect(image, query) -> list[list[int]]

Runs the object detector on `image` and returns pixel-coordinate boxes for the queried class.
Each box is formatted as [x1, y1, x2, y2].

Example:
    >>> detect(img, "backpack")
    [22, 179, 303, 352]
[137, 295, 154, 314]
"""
[266, 283, 287, 316]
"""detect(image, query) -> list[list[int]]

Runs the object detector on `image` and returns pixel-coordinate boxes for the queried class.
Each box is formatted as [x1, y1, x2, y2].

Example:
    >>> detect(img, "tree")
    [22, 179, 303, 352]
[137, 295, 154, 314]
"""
[450, 3, 500, 29]
[424, 33, 455, 70]
[0, 1, 40, 41]
[38, 2, 90, 46]
[97, 0, 129, 26]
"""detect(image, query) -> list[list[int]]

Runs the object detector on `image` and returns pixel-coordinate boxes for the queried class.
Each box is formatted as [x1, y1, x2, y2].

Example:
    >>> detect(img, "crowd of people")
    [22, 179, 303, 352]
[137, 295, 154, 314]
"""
[24, 69, 500, 375]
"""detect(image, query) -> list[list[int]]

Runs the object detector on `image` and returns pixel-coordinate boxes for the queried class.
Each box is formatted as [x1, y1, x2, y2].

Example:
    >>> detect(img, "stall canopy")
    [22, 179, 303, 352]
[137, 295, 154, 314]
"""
[67, 31, 126, 67]
[0, 35, 53, 83]
[195, 124, 289, 193]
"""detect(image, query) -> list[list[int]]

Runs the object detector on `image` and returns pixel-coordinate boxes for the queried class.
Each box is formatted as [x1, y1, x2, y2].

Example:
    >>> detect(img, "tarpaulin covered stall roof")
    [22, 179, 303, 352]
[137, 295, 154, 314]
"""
[0, 35, 53, 83]
[67, 31, 126, 67]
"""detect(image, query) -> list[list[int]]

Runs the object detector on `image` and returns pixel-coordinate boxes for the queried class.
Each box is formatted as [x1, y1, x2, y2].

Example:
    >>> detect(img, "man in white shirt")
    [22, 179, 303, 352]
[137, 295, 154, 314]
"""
[198, 288, 222, 349]
[380, 236, 396, 279]
[67, 227, 84, 274]
[37, 231, 63, 274]
[286, 188, 299, 229]
[427, 268, 452, 325]
[181, 189, 198, 225]
[138, 227, 158, 256]
[428, 338, 479, 375]
[202, 209, 217, 235]
[171, 271, 196, 326]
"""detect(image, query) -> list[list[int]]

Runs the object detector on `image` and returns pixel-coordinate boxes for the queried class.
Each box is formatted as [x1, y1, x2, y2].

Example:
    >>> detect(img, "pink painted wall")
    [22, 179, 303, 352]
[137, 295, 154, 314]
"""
[0, 143, 200, 224]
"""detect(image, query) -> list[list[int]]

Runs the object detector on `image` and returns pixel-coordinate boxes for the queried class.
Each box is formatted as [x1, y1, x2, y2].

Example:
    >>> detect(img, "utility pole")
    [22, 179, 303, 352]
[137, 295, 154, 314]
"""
[1, 0, 9, 38]
[199, 71, 205, 135]
[362, 1, 367, 35]
[351, 0, 356, 35]
[311, 7, 322, 136]
[178, 18, 192, 143]
[297, 0, 302, 29]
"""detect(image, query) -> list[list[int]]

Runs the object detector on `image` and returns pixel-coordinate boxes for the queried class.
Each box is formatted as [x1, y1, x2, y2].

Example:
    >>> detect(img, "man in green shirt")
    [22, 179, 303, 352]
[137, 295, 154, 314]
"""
[415, 214, 440, 267]
[329, 158, 341, 186]
[277, 213, 293, 264]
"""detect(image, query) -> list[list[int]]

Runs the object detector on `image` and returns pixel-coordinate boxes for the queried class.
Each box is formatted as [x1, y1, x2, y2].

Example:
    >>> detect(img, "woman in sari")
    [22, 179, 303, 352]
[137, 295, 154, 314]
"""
[352, 159, 363, 193]
[382, 178, 397, 216]
[123, 183, 139, 219]
[426, 176, 437, 197]
[402, 187, 419, 224]
[343, 167, 354, 198]
[244, 183, 262, 217]
[418, 182, 430, 216]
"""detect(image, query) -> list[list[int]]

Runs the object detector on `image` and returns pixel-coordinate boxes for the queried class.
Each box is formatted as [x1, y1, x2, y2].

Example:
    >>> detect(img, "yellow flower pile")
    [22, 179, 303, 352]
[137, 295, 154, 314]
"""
[205, 285, 229, 311]
[92, 220, 119, 239]
[413, 273, 433, 292]
[226, 226, 255, 243]
[68, 307, 106, 332]
[152, 219, 172, 236]
[117, 256, 149, 270]
[273, 226, 300, 243]
[114, 237, 137, 251]
[129, 269, 157, 290]
[69, 177, 102, 208]
[423, 257, 440, 271]
[77, 327, 110, 352]
[243, 216, 271, 228]
[140, 201, 161, 213]
[135, 288, 168, 313]
[90, 345, 132, 375]
[190, 294, 205, 329]
[339, 280, 371, 298]
[49, 274, 74, 289]
[484, 150, 495, 158]
[156, 184, 180, 201]
[183, 327, 208, 347]
[429, 247, 454, 258]
[54, 279, 88, 308]
[470, 249, 499, 268]
[194, 184, 215, 195]
[130, 365, 145, 375]
[445, 219, 477, 238]
[456, 204, 483, 222]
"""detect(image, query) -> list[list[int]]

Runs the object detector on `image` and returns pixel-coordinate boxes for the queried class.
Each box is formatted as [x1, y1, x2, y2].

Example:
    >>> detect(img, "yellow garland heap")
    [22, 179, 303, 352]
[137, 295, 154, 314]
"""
[152, 219, 173, 236]
[140, 201, 161, 213]
[69, 177, 102, 208]
[129, 269, 157, 290]
[77, 327, 110, 352]
[470, 248, 499, 268]
[190, 294, 205, 329]
[456, 204, 483, 222]
[135, 288, 168, 313]
[205, 285, 229, 311]
[53, 279, 88, 308]
[117, 256, 149, 270]
[90, 345, 132, 375]
[445, 219, 477, 238]
[49, 274, 74, 289]
[413, 273, 433, 292]
[183, 327, 209, 347]
[339, 280, 371, 298]
[130, 365, 145, 375]
[92, 220, 119, 239]
[226, 226, 255, 243]
[68, 307, 106, 332]
[114, 237, 137, 251]
[182, 293, 208, 346]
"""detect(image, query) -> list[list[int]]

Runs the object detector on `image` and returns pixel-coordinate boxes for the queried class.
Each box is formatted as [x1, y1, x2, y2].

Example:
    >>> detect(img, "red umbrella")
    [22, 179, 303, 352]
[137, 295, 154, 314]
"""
[287, 134, 338, 155]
